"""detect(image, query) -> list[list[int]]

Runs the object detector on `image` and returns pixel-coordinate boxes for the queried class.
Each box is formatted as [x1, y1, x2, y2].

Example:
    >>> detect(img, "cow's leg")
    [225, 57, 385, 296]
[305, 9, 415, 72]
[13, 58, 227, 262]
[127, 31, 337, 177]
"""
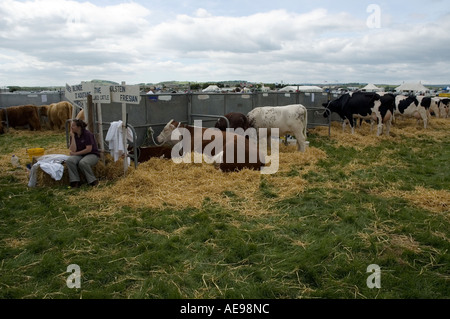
[377, 123, 383, 136]
[348, 117, 355, 135]
[293, 129, 306, 152]
[384, 111, 392, 136]
[422, 110, 428, 129]
[385, 119, 391, 136]
[376, 116, 383, 136]
[416, 110, 428, 129]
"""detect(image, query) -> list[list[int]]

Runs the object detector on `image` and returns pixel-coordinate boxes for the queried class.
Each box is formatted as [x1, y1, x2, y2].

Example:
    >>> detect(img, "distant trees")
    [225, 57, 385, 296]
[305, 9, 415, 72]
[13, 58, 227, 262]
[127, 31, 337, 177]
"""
[7, 86, 61, 92]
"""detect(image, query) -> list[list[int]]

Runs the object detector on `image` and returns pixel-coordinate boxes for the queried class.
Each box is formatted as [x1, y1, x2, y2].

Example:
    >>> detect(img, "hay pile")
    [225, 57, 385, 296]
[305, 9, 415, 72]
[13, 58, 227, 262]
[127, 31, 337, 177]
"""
[310, 117, 449, 149]
[311, 122, 388, 149]
[0, 128, 128, 187]
[74, 145, 327, 214]
[375, 186, 450, 215]
[37, 154, 128, 187]
[2, 119, 447, 215]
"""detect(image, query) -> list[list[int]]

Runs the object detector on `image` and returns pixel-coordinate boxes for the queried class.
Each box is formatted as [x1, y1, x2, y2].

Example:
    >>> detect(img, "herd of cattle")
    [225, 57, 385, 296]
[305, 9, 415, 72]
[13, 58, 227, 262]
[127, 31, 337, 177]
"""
[1, 93, 448, 139]
[321, 92, 449, 136]
[0, 93, 448, 171]
[153, 93, 449, 171]
[212, 92, 449, 146]
[0, 101, 76, 134]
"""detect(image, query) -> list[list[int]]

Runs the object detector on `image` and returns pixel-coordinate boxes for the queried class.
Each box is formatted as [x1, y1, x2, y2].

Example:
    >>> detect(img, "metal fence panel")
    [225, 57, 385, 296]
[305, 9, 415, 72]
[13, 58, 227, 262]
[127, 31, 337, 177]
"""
[3, 90, 341, 148]
[191, 93, 226, 127]
[144, 94, 189, 144]
[255, 92, 278, 107]
[146, 94, 188, 126]
[0, 92, 64, 107]
[223, 93, 254, 115]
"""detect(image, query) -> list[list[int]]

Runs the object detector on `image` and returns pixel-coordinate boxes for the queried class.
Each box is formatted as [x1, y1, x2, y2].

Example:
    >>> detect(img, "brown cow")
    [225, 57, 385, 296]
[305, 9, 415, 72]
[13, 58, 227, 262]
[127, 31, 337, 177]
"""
[76, 108, 85, 121]
[0, 105, 41, 133]
[37, 105, 50, 129]
[157, 120, 265, 172]
[48, 101, 73, 130]
[215, 112, 250, 131]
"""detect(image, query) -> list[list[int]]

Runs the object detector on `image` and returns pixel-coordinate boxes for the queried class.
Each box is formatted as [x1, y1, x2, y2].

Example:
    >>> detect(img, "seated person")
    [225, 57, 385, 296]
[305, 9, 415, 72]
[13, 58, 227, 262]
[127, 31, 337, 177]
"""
[67, 119, 100, 188]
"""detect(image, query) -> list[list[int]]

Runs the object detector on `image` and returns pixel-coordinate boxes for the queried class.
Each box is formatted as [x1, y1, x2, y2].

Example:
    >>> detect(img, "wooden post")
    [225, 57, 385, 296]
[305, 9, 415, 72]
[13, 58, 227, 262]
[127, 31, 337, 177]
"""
[122, 102, 128, 175]
[71, 102, 78, 119]
[87, 94, 94, 133]
[97, 103, 105, 164]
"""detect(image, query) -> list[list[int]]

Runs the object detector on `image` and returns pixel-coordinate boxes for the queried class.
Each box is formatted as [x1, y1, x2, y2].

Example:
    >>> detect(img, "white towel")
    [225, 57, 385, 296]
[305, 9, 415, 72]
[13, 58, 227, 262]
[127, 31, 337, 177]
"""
[28, 154, 69, 187]
[105, 121, 134, 162]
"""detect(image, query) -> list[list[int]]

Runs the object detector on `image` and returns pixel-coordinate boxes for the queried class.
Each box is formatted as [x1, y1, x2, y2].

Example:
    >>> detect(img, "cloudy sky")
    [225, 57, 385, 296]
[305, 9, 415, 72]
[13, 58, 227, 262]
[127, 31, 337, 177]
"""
[0, 0, 449, 86]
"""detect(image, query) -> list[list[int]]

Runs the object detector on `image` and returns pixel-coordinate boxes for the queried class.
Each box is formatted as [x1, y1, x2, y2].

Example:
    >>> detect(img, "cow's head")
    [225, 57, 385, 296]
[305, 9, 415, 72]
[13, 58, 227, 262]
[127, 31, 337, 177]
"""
[322, 94, 350, 118]
[156, 119, 181, 145]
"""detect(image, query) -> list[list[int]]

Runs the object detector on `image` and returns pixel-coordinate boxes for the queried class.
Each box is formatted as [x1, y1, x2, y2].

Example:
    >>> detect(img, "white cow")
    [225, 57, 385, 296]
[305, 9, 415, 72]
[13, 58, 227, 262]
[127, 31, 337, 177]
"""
[247, 104, 308, 152]
[394, 95, 429, 128]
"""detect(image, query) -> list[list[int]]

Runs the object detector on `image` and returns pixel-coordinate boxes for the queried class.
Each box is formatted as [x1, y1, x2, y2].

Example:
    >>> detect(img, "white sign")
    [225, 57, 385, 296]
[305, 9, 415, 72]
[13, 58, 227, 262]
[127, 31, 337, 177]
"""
[65, 82, 94, 109]
[65, 82, 93, 102]
[66, 82, 141, 105]
[93, 85, 111, 104]
[110, 85, 141, 105]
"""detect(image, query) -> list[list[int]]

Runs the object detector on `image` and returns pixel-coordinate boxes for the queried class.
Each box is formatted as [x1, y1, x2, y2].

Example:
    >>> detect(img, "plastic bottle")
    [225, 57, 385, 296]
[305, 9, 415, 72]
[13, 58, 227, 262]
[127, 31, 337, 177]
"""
[11, 155, 20, 168]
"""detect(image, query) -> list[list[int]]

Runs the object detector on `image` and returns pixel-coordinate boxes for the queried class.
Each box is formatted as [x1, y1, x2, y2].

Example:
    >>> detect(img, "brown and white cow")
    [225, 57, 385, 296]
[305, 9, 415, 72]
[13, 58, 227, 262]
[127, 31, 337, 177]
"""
[156, 120, 266, 172]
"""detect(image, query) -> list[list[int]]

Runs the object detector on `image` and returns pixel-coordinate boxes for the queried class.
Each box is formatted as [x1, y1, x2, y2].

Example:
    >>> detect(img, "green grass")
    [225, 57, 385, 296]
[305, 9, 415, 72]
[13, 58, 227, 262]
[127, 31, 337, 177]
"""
[0, 127, 449, 299]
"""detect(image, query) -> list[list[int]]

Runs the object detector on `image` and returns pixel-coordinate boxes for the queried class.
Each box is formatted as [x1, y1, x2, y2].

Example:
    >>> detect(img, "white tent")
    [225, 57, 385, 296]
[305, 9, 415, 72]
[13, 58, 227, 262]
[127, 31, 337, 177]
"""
[395, 82, 429, 93]
[362, 83, 383, 92]
[260, 84, 270, 92]
[202, 85, 220, 92]
[279, 85, 323, 93]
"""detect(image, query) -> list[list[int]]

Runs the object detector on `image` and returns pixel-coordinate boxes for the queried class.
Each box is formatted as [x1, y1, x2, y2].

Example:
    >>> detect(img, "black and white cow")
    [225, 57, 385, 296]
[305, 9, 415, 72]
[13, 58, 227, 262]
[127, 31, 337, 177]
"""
[376, 93, 396, 135]
[394, 95, 429, 128]
[429, 97, 441, 118]
[322, 92, 392, 136]
[323, 92, 376, 134]
[438, 98, 449, 118]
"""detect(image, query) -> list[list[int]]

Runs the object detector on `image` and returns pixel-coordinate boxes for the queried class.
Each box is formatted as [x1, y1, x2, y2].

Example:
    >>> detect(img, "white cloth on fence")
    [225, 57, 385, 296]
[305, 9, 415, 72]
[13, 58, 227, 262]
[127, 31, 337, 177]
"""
[105, 121, 134, 162]
[28, 154, 70, 187]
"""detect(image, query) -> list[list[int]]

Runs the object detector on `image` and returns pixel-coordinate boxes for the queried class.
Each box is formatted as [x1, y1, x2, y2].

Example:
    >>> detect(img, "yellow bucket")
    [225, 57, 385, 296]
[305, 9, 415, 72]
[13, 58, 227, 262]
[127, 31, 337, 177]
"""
[27, 148, 45, 162]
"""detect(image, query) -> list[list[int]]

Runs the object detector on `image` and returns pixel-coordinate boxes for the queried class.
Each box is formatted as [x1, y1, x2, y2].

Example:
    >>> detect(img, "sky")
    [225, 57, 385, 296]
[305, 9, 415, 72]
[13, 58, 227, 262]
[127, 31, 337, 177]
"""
[0, 0, 449, 87]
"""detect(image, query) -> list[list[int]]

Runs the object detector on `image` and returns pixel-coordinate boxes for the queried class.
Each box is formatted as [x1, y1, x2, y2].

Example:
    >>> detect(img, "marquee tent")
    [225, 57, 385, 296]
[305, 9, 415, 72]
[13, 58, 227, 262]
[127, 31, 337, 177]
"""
[395, 82, 429, 93]
[279, 85, 323, 93]
[202, 85, 221, 92]
[362, 83, 383, 92]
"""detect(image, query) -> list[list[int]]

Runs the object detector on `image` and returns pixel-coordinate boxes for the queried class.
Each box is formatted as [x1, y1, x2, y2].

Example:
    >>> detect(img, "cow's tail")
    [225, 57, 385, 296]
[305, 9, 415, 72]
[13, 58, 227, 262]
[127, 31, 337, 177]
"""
[302, 107, 308, 139]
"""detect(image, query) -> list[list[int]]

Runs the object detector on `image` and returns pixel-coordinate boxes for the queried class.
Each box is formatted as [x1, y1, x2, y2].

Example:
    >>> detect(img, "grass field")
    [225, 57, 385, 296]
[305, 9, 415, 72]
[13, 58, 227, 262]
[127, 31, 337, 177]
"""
[0, 118, 449, 299]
